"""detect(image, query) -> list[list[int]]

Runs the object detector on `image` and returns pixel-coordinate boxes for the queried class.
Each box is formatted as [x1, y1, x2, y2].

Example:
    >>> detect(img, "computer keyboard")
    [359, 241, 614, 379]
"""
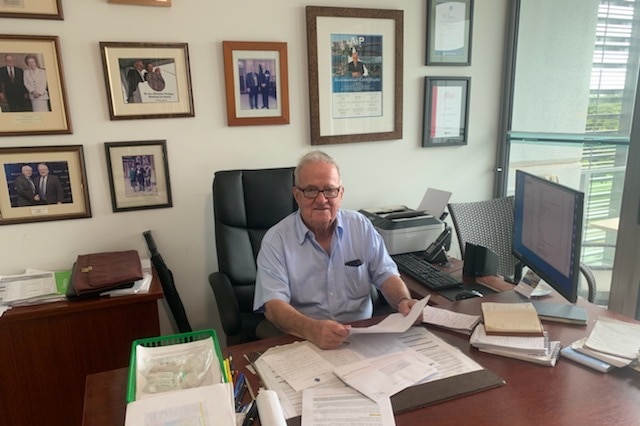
[392, 252, 462, 291]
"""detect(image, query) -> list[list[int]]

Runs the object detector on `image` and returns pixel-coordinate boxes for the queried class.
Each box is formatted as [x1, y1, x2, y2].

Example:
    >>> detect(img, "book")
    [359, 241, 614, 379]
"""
[470, 324, 549, 355]
[422, 305, 481, 335]
[571, 338, 631, 368]
[560, 346, 614, 373]
[478, 340, 561, 367]
[481, 302, 544, 336]
[530, 300, 588, 325]
[584, 317, 640, 360]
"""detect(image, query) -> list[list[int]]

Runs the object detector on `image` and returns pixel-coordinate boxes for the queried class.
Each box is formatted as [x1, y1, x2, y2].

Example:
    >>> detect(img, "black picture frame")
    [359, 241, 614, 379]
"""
[426, 0, 474, 66]
[104, 140, 172, 212]
[422, 76, 470, 147]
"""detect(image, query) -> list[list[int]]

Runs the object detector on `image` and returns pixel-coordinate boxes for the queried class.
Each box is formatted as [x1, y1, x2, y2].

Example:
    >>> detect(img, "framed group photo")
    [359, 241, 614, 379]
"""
[306, 6, 403, 145]
[0, 35, 72, 136]
[222, 41, 289, 126]
[0, 0, 63, 20]
[0, 145, 91, 225]
[100, 42, 194, 120]
[422, 76, 470, 147]
[426, 0, 474, 65]
[104, 140, 172, 212]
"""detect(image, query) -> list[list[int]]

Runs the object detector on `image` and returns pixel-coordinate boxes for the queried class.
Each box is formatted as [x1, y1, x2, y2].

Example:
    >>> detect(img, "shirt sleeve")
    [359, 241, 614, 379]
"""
[253, 228, 292, 312]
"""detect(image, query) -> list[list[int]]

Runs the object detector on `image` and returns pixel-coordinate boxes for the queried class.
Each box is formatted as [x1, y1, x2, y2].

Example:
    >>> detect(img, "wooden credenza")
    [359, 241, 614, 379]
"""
[0, 271, 163, 426]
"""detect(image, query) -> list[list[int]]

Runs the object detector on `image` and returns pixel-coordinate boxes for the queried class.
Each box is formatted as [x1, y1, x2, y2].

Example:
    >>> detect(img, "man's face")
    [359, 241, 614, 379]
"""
[5, 55, 14, 67]
[21, 165, 32, 177]
[294, 162, 343, 232]
[352, 52, 359, 62]
[37, 164, 49, 176]
[134, 61, 144, 71]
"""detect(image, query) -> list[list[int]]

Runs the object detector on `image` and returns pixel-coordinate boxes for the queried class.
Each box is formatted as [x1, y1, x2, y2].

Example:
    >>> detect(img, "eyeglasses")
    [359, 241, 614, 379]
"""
[296, 186, 341, 199]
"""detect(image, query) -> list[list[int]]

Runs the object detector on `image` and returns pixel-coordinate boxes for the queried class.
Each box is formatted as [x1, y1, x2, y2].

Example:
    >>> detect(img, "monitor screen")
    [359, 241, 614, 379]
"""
[512, 170, 584, 303]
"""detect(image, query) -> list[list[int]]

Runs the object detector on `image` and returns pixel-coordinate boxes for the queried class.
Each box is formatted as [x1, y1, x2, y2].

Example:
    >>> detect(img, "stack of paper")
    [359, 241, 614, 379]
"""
[470, 324, 561, 366]
[561, 318, 640, 372]
[422, 305, 481, 335]
[0, 270, 69, 313]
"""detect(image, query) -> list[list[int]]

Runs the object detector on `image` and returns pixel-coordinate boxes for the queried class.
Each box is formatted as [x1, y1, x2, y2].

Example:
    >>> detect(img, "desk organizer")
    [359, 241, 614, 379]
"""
[126, 328, 226, 403]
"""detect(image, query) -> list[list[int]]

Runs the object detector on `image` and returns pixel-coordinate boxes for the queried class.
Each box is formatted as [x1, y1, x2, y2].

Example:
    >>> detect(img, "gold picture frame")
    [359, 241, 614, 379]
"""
[108, 0, 172, 6]
[222, 41, 290, 126]
[100, 41, 194, 120]
[306, 6, 403, 145]
[0, 34, 72, 136]
[0, 0, 63, 20]
[0, 145, 91, 225]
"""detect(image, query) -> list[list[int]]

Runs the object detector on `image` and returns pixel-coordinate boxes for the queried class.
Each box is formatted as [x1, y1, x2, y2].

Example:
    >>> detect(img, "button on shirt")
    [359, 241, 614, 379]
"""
[253, 209, 399, 323]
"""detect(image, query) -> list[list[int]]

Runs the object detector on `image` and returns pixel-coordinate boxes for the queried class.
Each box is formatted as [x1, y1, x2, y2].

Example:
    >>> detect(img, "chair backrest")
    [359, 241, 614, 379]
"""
[448, 196, 520, 280]
[213, 167, 297, 313]
[143, 230, 192, 333]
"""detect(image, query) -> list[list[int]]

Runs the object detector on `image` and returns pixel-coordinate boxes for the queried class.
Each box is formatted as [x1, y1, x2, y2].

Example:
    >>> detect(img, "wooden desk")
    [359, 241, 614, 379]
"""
[81, 266, 640, 426]
[0, 270, 163, 426]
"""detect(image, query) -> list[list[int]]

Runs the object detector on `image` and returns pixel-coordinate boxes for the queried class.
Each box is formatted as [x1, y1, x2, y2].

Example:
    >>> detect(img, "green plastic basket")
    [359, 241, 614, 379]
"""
[126, 329, 226, 403]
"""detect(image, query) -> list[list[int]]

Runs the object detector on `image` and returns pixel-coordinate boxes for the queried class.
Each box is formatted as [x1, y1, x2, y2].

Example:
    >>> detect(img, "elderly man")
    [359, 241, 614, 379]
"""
[253, 150, 419, 349]
[14, 164, 39, 206]
[35, 163, 63, 204]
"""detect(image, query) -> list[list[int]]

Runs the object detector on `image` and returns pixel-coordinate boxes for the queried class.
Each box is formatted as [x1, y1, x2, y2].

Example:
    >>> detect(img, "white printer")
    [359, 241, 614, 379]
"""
[359, 205, 446, 255]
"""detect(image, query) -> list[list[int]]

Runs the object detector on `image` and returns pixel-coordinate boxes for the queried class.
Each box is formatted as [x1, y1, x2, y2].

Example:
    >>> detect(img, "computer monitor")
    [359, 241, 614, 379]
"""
[512, 170, 585, 303]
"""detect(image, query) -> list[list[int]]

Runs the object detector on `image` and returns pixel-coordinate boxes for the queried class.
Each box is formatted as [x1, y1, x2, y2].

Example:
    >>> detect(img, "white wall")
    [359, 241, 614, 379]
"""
[0, 0, 507, 345]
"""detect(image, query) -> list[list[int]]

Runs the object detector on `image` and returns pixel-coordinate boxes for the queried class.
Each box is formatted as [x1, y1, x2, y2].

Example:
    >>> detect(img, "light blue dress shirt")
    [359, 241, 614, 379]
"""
[253, 209, 399, 323]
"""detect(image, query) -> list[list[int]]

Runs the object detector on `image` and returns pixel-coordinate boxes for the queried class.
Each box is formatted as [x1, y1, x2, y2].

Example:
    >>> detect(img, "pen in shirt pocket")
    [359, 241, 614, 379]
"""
[345, 259, 363, 267]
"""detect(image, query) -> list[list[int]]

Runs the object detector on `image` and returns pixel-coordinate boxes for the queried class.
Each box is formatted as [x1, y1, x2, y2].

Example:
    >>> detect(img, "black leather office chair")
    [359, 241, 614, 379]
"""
[143, 230, 192, 333]
[209, 167, 297, 346]
[448, 197, 597, 302]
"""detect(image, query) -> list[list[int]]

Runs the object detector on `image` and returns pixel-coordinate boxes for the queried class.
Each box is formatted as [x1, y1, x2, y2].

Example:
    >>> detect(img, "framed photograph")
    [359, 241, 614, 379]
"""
[100, 42, 194, 120]
[0, 35, 72, 136]
[422, 77, 470, 147]
[0, 145, 91, 225]
[104, 140, 172, 212]
[306, 6, 403, 145]
[426, 0, 474, 65]
[222, 41, 289, 126]
[108, 0, 171, 6]
[0, 0, 63, 20]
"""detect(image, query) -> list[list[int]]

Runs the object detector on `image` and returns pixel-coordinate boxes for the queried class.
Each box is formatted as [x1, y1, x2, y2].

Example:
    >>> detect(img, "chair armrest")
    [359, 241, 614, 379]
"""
[208, 271, 242, 336]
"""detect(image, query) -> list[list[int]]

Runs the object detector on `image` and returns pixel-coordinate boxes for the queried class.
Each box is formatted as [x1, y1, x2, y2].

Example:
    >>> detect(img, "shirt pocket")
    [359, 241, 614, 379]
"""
[343, 264, 370, 299]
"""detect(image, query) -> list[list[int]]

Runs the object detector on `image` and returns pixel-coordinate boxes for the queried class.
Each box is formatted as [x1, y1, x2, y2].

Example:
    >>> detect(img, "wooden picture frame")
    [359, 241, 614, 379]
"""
[422, 76, 470, 147]
[99, 42, 194, 120]
[426, 0, 474, 66]
[0, 0, 63, 20]
[222, 41, 289, 126]
[0, 145, 91, 225]
[306, 6, 403, 145]
[104, 140, 172, 212]
[107, 0, 171, 6]
[0, 35, 72, 136]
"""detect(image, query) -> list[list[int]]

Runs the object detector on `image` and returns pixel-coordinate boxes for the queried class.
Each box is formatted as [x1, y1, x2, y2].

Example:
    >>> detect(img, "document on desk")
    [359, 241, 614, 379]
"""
[584, 317, 640, 360]
[125, 383, 235, 426]
[349, 296, 430, 334]
[253, 327, 484, 419]
[261, 344, 338, 392]
[333, 349, 438, 402]
[422, 305, 481, 334]
[0, 271, 58, 304]
[301, 387, 395, 426]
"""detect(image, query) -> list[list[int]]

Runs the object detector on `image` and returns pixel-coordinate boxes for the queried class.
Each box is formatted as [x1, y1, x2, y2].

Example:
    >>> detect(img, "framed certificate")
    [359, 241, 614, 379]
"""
[422, 76, 470, 147]
[426, 0, 474, 66]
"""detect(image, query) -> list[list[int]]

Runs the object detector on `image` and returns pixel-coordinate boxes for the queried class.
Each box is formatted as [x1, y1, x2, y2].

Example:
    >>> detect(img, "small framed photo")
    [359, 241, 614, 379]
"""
[99, 42, 194, 120]
[422, 76, 470, 147]
[0, 35, 72, 136]
[0, 145, 91, 225]
[306, 6, 403, 145]
[222, 41, 289, 126]
[104, 140, 172, 212]
[426, 0, 474, 66]
[0, 0, 63, 20]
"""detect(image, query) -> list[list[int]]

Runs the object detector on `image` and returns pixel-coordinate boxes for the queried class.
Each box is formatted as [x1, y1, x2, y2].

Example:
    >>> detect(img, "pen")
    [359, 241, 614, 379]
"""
[241, 400, 259, 426]
[228, 352, 235, 380]
[234, 372, 246, 399]
[235, 379, 248, 411]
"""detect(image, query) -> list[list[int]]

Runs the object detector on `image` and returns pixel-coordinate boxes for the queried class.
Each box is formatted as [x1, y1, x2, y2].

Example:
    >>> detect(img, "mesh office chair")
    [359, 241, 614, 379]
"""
[143, 230, 192, 333]
[209, 167, 297, 346]
[448, 197, 597, 302]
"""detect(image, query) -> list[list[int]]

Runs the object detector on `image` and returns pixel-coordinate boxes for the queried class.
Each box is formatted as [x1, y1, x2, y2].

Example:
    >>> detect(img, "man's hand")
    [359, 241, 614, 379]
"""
[308, 319, 351, 350]
[398, 298, 424, 325]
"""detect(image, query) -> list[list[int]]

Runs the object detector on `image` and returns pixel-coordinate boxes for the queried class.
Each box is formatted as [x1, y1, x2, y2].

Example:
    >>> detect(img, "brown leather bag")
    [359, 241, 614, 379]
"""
[69, 250, 143, 296]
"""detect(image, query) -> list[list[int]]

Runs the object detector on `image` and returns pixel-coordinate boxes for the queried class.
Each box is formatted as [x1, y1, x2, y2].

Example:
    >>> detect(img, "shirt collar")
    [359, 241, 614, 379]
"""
[293, 209, 344, 245]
